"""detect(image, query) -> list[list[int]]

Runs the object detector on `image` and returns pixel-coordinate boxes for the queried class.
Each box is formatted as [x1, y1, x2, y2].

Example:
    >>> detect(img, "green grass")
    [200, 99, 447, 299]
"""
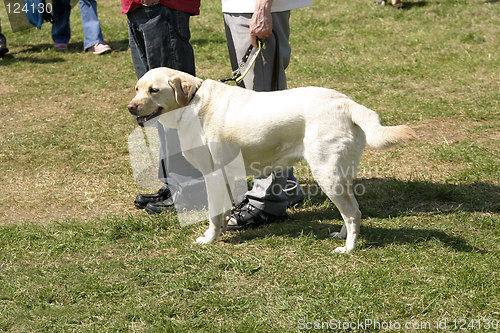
[1, 0, 499, 331]
[0, 213, 498, 331]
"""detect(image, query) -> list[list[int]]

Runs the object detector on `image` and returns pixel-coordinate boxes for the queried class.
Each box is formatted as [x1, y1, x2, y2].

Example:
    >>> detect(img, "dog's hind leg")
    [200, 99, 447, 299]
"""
[318, 174, 361, 253]
[305, 143, 362, 253]
[329, 188, 361, 253]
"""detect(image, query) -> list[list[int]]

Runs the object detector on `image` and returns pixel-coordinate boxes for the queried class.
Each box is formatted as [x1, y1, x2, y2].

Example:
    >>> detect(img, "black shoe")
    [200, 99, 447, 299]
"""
[144, 198, 175, 214]
[226, 199, 287, 231]
[0, 33, 8, 57]
[134, 184, 171, 209]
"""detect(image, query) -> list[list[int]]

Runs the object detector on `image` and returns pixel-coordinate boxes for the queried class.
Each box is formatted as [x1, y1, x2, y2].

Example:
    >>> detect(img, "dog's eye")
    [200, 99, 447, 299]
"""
[149, 87, 159, 94]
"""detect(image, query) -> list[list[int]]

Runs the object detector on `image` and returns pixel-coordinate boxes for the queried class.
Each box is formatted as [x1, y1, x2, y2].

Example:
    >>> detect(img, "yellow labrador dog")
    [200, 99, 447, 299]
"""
[128, 67, 416, 253]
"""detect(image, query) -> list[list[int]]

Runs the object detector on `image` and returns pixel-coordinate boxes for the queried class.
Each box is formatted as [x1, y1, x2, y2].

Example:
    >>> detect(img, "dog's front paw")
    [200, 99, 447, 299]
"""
[195, 228, 220, 244]
[195, 236, 214, 244]
[333, 246, 349, 254]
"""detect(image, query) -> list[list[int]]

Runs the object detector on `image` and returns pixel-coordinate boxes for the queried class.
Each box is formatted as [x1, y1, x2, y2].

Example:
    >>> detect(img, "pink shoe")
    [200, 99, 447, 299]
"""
[54, 43, 68, 51]
[88, 43, 111, 55]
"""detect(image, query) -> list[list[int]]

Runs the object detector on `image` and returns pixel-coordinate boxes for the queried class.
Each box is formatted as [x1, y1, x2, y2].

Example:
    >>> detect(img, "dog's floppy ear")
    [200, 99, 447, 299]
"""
[168, 74, 202, 107]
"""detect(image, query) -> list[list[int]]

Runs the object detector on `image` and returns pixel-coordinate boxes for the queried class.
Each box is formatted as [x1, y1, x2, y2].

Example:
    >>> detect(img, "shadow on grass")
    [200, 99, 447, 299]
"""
[374, 0, 428, 9]
[226, 220, 484, 253]
[0, 39, 130, 65]
[106, 39, 131, 52]
[17, 40, 131, 53]
[302, 178, 499, 217]
[0, 51, 65, 64]
[400, 1, 428, 9]
[359, 225, 485, 252]
[223, 178, 497, 253]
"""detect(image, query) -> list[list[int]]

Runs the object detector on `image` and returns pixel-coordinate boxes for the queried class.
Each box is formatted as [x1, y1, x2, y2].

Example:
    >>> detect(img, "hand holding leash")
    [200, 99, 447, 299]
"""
[219, 39, 264, 84]
[250, 0, 273, 46]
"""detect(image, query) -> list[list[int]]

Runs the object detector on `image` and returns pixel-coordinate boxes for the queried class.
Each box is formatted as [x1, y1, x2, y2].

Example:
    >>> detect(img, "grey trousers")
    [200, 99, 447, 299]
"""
[156, 122, 207, 210]
[224, 11, 302, 216]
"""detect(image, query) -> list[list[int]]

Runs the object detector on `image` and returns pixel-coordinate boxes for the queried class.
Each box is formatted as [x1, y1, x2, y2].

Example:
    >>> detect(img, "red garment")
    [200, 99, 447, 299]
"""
[121, 0, 200, 15]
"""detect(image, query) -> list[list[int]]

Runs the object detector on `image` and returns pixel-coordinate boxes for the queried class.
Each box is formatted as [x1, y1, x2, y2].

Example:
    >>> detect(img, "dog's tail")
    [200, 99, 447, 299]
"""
[349, 101, 417, 150]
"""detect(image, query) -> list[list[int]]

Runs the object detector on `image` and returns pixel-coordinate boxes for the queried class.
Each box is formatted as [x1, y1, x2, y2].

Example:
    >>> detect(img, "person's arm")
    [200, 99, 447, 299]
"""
[249, 0, 273, 46]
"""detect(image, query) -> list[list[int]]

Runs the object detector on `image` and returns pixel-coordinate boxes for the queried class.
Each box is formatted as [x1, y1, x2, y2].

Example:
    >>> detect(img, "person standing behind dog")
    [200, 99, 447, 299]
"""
[122, 0, 205, 214]
[52, 0, 112, 53]
[222, 0, 311, 230]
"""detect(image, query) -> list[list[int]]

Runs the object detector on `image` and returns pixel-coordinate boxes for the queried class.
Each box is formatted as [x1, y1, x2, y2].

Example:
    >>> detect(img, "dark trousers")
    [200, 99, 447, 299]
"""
[127, 4, 195, 79]
[127, 5, 203, 198]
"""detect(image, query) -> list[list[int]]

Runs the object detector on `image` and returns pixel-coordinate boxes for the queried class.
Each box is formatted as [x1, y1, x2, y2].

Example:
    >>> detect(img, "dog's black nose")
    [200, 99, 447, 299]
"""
[128, 103, 138, 115]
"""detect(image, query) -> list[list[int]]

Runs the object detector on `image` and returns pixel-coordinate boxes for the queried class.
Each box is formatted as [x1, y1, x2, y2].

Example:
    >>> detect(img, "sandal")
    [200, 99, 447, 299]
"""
[226, 199, 287, 231]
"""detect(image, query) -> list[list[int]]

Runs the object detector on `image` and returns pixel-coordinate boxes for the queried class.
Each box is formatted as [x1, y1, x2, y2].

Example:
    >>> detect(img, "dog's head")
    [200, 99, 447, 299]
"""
[128, 67, 203, 126]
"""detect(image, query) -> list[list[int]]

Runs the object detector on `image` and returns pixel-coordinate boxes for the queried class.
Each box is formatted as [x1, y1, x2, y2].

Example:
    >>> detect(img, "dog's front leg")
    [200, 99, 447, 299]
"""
[196, 212, 228, 244]
[195, 170, 232, 244]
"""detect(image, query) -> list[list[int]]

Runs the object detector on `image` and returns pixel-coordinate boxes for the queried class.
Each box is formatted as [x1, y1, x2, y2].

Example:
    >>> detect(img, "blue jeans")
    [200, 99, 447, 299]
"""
[51, 0, 71, 44]
[79, 0, 105, 50]
[51, 0, 105, 49]
[127, 4, 195, 79]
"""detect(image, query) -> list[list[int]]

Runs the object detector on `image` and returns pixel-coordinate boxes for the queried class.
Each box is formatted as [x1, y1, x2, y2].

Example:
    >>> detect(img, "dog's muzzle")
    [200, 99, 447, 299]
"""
[128, 103, 163, 126]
